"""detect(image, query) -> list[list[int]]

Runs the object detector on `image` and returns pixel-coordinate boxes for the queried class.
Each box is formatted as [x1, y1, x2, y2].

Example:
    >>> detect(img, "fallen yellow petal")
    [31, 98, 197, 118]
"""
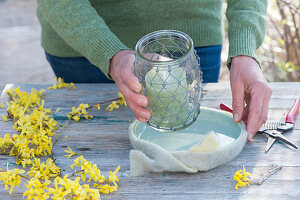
[0, 102, 5, 109]
[1, 115, 8, 122]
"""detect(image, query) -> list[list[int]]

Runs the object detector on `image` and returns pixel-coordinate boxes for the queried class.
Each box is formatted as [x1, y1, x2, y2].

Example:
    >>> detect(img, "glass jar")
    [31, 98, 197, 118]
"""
[134, 30, 202, 131]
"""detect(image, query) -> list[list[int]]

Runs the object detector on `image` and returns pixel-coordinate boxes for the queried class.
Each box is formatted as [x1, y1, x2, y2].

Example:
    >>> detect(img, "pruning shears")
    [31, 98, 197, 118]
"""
[260, 98, 299, 153]
[220, 98, 299, 153]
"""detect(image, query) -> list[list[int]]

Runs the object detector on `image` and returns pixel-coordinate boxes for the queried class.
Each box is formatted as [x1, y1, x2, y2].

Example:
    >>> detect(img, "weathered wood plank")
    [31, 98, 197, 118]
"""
[2, 131, 299, 171]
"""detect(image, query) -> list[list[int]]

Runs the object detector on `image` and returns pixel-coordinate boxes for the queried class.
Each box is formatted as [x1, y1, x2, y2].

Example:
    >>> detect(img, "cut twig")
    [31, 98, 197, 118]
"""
[251, 165, 282, 185]
[68, 97, 122, 120]
[86, 97, 121, 110]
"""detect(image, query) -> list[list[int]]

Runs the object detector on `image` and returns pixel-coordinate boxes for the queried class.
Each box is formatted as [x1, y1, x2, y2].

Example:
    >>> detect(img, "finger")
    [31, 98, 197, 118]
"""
[241, 105, 249, 125]
[116, 79, 148, 107]
[115, 78, 150, 118]
[231, 83, 245, 123]
[127, 100, 151, 121]
[255, 96, 269, 133]
[246, 92, 264, 141]
[255, 88, 272, 135]
[136, 115, 148, 123]
[121, 63, 142, 93]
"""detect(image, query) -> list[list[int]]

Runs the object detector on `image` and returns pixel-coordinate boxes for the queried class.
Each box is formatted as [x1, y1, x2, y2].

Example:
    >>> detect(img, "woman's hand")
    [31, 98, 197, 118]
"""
[230, 55, 272, 141]
[109, 50, 151, 123]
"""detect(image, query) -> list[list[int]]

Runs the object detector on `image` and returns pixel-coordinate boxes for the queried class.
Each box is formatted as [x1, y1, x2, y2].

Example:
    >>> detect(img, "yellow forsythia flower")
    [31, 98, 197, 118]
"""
[96, 165, 120, 194]
[117, 92, 127, 107]
[0, 134, 13, 153]
[56, 108, 60, 112]
[20, 159, 32, 168]
[67, 103, 93, 122]
[234, 165, 253, 190]
[71, 156, 105, 183]
[26, 158, 60, 180]
[95, 104, 101, 111]
[0, 163, 25, 194]
[64, 146, 80, 159]
[47, 175, 100, 200]
[70, 156, 120, 193]
[2, 87, 57, 161]
[106, 101, 120, 112]
[73, 115, 80, 121]
[1, 115, 8, 122]
[0, 102, 5, 109]
[71, 155, 120, 194]
[47, 77, 76, 90]
[106, 92, 127, 112]
[23, 177, 51, 200]
[1, 86, 121, 199]
[108, 165, 120, 183]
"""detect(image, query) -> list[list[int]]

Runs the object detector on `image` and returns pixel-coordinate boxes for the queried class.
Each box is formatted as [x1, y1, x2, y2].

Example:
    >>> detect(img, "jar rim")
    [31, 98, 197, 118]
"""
[135, 30, 194, 66]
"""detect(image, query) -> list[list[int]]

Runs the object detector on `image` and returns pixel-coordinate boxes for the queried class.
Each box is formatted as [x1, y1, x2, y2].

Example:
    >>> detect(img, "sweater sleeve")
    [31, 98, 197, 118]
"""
[37, 0, 130, 77]
[226, 0, 268, 69]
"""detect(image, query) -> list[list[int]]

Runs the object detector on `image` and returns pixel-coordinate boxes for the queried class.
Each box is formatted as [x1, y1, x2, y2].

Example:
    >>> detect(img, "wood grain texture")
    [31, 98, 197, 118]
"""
[0, 82, 299, 200]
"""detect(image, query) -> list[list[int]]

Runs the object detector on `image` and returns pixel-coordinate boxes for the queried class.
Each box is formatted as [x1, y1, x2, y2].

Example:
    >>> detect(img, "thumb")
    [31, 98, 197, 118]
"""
[231, 84, 245, 123]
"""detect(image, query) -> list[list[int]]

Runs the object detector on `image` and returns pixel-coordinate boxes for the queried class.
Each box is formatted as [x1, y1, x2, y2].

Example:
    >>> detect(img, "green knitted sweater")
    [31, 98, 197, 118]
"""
[36, 0, 268, 76]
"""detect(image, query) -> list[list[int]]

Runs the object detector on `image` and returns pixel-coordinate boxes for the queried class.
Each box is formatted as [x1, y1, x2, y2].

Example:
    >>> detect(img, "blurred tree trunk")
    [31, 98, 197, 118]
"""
[274, 0, 299, 81]
[260, 0, 299, 82]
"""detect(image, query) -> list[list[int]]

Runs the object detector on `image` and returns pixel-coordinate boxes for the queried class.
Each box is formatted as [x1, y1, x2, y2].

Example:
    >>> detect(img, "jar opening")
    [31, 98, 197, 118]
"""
[135, 30, 193, 65]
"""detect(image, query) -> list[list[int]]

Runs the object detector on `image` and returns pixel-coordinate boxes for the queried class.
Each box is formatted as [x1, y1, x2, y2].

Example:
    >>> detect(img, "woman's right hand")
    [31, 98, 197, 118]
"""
[109, 50, 151, 123]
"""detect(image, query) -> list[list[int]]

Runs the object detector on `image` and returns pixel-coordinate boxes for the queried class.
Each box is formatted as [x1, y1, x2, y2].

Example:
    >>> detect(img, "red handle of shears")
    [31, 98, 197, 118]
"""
[286, 98, 300, 125]
[220, 103, 233, 113]
[220, 103, 248, 126]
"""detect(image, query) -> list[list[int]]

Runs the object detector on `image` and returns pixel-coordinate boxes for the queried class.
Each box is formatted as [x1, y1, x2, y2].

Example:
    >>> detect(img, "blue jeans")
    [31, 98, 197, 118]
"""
[45, 45, 221, 83]
[195, 45, 222, 83]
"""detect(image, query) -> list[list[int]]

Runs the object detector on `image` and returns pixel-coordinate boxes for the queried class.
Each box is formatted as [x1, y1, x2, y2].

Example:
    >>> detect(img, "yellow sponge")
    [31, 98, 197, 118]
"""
[189, 131, 220, 153]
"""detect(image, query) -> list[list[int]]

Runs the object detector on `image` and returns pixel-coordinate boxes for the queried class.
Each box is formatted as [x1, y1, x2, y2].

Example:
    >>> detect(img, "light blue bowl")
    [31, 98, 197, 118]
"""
[129, 107, 247, 171]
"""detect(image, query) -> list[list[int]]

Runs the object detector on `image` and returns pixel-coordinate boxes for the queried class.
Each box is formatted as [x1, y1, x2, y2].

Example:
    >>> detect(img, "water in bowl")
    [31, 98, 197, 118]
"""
[138, 131, 235, 152]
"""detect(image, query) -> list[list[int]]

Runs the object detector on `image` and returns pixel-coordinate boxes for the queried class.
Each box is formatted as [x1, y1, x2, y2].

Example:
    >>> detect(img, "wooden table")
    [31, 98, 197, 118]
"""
[0, 82, 299, 199]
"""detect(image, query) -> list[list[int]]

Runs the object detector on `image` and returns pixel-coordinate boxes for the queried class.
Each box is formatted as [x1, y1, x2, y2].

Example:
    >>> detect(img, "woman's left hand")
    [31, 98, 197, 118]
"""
[230, 55, 272, 141]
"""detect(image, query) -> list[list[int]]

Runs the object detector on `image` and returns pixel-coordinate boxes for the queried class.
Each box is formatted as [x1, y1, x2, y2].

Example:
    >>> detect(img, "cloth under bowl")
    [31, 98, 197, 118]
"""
[128, 107, 247, 176]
